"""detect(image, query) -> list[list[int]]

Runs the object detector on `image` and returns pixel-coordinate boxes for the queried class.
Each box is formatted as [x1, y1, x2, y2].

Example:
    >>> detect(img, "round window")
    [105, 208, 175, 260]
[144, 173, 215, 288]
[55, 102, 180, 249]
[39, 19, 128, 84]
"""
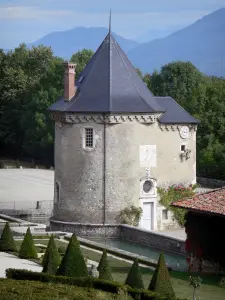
[143, 180, 153, 193]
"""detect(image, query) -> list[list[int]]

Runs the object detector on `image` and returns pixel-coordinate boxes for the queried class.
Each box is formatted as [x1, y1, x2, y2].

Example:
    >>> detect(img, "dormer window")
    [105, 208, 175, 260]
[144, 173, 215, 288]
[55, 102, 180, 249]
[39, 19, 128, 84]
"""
[85, 128, 93, 148]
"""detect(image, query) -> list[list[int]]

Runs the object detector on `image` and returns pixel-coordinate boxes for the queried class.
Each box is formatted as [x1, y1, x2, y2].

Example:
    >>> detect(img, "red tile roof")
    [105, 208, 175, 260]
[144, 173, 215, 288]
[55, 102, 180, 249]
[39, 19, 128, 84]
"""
[171, 188, 225, 216]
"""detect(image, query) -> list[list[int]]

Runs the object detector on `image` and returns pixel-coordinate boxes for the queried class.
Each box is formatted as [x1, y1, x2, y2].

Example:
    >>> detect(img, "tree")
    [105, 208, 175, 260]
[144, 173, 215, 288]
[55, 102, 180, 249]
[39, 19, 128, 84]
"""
[0, 222, 17, 252]
[42, 235, 60, 267]
[189, 276, 202, 300]
[70, 49, 94, 79]
[148, 253, 175, 298]
[56, 234, 88, 278]
[125, 258, 144, 289]
[42, 245, 59, 275]
[97, 249, 113, 281]
[19, 227, 37, 259]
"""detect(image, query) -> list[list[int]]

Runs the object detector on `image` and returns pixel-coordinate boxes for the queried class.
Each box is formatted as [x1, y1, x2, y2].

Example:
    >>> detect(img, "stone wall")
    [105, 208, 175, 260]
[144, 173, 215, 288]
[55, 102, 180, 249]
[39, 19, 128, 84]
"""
[197, 177, 225, 188]
[50, 219, 186, 255]
[50, 219, 120, 237]
[120, 224, 186, 255]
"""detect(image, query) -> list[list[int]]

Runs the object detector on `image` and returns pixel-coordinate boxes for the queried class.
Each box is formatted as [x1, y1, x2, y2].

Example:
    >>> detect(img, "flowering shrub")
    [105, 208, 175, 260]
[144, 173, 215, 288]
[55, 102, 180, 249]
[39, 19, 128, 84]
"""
[158, 184, 197, 226]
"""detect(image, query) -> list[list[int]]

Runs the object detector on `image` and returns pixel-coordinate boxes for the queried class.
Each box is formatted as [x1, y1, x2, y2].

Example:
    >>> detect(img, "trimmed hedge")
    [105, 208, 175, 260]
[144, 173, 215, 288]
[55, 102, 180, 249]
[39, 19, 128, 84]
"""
[42, 234, 60, 267]
[125, 258, 144, 289]
[0, 222, 17, 252]
[19, 227, 37, 259]
[6, 269, 187, 300]
[149, 253, 175, 298]
[57, 234, 88, 278]
[97, 249, 113, 281]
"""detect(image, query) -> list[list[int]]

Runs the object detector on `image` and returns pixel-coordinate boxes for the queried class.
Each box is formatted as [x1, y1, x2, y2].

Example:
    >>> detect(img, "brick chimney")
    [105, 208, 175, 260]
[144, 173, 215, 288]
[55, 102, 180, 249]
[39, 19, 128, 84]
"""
[63, 61, 76, 101]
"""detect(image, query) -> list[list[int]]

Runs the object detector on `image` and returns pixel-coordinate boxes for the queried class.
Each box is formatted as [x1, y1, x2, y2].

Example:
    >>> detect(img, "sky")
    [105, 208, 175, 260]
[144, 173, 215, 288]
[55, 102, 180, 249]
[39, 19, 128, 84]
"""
[0, 0, 225, 48]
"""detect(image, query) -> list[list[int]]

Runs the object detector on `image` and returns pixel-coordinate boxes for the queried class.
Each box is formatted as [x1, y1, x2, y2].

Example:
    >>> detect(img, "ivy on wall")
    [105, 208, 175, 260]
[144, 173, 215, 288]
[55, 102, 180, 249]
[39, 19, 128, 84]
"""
[157, 184, 197, 226]
[119, 206, 143, 226]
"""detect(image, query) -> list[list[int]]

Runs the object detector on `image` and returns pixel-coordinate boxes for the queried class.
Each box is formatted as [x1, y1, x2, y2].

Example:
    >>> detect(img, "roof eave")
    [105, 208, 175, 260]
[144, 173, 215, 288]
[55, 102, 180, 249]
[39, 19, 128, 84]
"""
[170, 204, 225, 218]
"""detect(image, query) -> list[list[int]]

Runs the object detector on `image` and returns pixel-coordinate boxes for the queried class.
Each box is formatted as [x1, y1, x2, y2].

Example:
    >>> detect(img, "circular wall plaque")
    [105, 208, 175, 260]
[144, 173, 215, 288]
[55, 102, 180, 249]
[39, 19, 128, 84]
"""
[143, 180, 153, 193]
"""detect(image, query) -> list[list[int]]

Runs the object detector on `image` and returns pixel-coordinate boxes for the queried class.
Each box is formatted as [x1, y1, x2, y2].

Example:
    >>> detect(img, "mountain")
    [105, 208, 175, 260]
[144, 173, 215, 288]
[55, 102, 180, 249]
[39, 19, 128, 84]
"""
[28, 27, 139, 59]
[128, 8, 225, 77]
[137, 27, 177, 43]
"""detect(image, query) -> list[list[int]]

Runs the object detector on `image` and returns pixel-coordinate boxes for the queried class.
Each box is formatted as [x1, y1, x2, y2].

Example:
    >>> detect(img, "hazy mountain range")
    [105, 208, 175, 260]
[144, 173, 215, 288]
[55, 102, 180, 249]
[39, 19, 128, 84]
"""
[26, 8, 225, 77]
[28, 27, 139, 59]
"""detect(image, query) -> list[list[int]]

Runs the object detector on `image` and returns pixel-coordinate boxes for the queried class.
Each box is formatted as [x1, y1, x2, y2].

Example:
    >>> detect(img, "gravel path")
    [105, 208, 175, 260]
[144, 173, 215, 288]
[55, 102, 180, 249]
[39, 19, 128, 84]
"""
[0, 252, 42, 278]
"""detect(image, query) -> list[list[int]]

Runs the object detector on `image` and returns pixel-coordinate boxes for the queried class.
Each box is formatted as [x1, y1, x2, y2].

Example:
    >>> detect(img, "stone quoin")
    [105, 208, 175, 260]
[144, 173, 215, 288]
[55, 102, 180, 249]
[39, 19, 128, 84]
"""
[48, 21, 199, 233]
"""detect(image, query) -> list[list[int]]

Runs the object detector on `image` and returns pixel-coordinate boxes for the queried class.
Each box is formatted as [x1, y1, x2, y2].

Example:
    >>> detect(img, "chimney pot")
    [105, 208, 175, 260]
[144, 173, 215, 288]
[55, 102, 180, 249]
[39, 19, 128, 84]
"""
[64, 61, 77, 101]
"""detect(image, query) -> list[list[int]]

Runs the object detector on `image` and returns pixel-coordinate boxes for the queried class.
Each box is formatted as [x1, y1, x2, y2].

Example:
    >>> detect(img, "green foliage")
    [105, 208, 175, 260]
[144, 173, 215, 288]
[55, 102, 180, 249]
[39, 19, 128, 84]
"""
[18, 227, 37, 259]
[42, 246, 59, 275]
[125, 258, 144, 290]
[97, 249, 113, 281]
[219, 277, 225, 288]
[148, 253, 175, 298]
[6, 268, 174, 300]
[0, 222, 17, 252]
[0, 278, 133, 300]
[120, 206, 143, 226]
[149, 61, 225, 180]
[158, 184, 196, 226]
[42, 235, 60, 267]
[70, 49, 94, 79]
[57, 233, 88, 278]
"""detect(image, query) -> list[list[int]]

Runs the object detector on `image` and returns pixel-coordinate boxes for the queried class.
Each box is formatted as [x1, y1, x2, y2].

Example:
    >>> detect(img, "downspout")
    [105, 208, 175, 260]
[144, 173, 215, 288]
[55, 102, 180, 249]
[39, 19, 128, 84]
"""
[103, 113, 106, 225]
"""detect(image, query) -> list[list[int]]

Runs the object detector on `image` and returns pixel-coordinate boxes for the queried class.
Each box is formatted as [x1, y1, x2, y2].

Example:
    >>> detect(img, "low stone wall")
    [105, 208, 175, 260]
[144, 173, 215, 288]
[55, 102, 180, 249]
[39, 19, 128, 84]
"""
[197, 177, 225, 188]
[120, 225, 186, 255]
[50, 219, 186, 256]
[50, 219, 120, 237]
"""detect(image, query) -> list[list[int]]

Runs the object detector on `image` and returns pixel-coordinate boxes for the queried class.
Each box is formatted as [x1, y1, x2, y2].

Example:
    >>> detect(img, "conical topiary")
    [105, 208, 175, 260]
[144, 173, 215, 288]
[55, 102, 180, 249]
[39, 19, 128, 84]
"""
[42, 245, 59, 275]
[125, 258, 144, 289]
[97, 249, 113, 281]
[0, 222, 17, 252]
[19, 227, 37, 259]
[42, 235, 60, 267]
[56, 233, 88, 278]
[148, 253, 175, 298]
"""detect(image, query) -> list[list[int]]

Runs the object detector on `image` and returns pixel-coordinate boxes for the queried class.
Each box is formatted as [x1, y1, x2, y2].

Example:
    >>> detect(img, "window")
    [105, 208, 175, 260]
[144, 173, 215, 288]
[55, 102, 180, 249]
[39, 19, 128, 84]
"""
[181, 144, 186, 152]
[85, 128, 93, 148]
[55, 182, 60, 203]
[162, 209, 169, 220]
[143, 180, 153, 193]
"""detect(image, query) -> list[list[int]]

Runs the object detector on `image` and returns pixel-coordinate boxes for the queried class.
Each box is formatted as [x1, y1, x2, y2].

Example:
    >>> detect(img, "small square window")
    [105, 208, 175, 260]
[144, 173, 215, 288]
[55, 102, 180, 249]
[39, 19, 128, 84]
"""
[181, 144, 186, 152]
[162, 209, 169, 220]
[85, 128, 93, 148]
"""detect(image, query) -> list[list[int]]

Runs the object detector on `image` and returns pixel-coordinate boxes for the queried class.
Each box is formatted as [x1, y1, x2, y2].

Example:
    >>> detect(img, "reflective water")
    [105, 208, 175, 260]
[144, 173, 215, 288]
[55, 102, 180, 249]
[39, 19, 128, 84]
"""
[87, 237, 188, 271]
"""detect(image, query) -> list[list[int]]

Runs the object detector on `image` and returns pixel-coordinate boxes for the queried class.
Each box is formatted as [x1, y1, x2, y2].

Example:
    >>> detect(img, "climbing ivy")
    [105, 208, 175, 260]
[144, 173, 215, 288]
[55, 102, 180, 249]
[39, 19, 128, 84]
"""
[157, 184, 197, 226]
[120, 206, 143, 226]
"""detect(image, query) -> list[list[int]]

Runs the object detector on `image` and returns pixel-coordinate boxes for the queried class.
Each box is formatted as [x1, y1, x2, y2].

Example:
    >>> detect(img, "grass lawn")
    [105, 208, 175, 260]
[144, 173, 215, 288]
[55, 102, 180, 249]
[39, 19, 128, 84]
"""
[15, 239, 225, 300]
[0, 278, 132, 300]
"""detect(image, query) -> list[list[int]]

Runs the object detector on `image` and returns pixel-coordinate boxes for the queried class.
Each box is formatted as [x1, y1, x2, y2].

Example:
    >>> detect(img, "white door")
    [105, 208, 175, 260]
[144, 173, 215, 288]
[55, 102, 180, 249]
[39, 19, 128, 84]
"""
[142, 202, 153, 230]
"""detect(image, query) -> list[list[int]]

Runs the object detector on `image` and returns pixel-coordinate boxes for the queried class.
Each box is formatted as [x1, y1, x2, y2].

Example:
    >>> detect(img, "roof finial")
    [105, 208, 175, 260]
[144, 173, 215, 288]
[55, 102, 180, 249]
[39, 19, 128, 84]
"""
[109, 9, 112, 34]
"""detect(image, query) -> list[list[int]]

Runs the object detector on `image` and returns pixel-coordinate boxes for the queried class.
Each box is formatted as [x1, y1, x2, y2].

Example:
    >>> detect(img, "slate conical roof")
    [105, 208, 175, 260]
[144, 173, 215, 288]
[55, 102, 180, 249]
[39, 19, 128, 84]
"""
[49, 31, 164, 114]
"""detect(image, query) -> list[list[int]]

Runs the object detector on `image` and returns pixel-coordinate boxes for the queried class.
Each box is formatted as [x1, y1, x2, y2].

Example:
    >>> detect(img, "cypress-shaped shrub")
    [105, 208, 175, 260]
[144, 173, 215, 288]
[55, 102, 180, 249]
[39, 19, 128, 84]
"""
[56, 233, 88, 278]
[125, 258, 144, 289]
[42, 235, 60, 267]
[0, 222, 17, 252]
[97, 249, 113, 281]
[148, 253, 175, 298]
[19, 227, 37, 259]
[42, 246, 59, 275]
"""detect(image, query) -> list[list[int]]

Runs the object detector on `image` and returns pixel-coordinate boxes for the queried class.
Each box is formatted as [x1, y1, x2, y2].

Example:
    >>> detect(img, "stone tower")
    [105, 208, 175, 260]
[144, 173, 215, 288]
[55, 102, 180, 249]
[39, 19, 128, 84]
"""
[49, 28, 199, 233]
